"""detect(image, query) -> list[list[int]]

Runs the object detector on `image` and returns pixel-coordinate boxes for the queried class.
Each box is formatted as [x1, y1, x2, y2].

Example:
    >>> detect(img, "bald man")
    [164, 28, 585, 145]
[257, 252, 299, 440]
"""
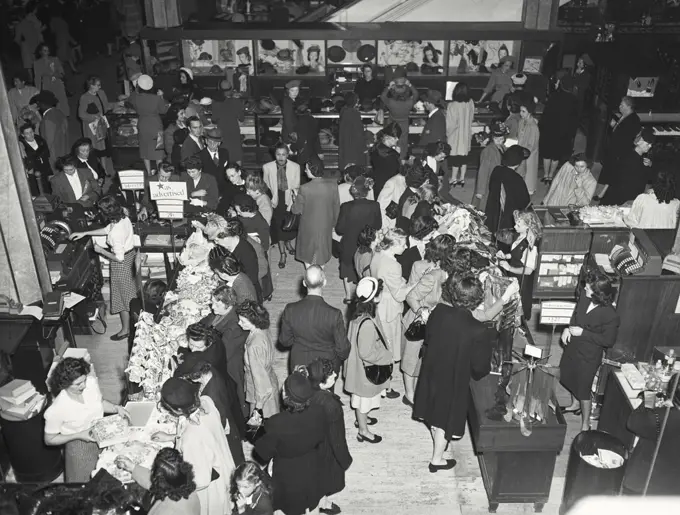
[279, 266, 350, 372]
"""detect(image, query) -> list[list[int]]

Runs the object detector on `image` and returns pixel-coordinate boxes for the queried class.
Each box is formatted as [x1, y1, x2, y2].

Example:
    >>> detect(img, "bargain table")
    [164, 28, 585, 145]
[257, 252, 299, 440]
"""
[468, 374, 567, 513]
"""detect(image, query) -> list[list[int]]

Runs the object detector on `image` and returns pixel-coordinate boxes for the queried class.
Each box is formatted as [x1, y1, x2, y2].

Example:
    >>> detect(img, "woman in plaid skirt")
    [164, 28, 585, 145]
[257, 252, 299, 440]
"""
[71, 195, 137, 341]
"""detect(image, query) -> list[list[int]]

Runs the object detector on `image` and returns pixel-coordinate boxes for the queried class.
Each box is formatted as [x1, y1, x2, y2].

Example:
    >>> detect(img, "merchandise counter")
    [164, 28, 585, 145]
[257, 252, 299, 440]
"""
[598, 370, 640, 449]
[468, 374, 567, 513]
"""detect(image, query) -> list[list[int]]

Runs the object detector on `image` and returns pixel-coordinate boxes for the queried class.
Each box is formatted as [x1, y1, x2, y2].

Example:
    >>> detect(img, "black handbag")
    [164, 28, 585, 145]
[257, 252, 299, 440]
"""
[361, 318, 393, 386]
[385, 201, 399, 220]
[281, 211, 300, 232]
[404, 317, 426, 341]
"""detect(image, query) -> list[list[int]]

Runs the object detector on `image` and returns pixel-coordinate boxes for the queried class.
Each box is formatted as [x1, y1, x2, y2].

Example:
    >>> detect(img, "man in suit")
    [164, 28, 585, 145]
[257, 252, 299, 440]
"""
[198, 125, 231, 200]
[50, 155, 100, 207]
[418, 89, 447, 147]
[36, 91, 69, 169]
[279, 266, 350, 372]
[139, 162, 182, 220]
[181, 155, 219, 214]
[180, 115, 204, 161]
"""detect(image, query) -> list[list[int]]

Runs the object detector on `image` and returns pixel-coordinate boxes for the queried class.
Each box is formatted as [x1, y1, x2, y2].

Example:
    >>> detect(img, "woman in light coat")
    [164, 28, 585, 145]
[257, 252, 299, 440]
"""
[517, 98, 540, 195]
[262, 143, 300, 268]
[344, 277, 393, 443]
[446, 82, 475, 187]
[369, 228, 415, 397]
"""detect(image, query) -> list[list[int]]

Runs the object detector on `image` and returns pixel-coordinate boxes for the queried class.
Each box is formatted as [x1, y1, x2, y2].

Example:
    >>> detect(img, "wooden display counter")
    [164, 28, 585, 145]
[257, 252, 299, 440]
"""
[598, 370, 640, 449]
[468, 374, 567, 513]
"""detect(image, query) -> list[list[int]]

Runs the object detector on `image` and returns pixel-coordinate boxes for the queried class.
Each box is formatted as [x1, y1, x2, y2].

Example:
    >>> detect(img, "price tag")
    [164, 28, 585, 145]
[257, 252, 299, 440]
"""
[150, 182, 187, 201]
[525, 344, 542, 359]
[539, 301, 576, 326]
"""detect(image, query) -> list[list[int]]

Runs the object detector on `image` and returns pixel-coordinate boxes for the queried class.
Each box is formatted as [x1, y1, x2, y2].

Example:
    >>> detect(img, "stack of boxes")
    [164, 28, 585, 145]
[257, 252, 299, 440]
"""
[0, 379, 46, 421]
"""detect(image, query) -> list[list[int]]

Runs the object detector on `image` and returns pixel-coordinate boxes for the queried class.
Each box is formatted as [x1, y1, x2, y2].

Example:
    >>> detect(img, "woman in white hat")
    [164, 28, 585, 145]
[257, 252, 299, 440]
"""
[172, 67, 202, 104]
[127, 74, 168, 175]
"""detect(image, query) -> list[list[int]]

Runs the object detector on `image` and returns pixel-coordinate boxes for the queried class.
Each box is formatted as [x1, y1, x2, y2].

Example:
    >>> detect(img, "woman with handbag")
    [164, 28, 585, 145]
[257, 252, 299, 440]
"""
[78, 76, 119, 177]
[413, 274, 495, 472]
[401, 234, 454, 406]
[344, 277, 393, 444]
[262, 143, 300, 269]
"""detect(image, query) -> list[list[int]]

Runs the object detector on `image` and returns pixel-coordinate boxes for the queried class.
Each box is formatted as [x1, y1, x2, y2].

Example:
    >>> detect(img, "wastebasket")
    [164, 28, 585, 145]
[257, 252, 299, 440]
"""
[560, 430, 628, 514]
[1, 408, 63, 482]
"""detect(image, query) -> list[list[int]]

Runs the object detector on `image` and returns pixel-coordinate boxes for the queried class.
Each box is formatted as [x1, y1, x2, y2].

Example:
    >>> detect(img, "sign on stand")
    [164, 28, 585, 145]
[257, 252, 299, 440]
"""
[150, 182, 187, 221]
[540, 300, 577, 358]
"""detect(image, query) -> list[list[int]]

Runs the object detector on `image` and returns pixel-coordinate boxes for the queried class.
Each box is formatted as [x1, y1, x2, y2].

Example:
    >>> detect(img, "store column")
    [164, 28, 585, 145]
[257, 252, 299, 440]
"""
[524, 0, 560, 29]
[0, 66, 51, 305]
[143, 0, 181, 27]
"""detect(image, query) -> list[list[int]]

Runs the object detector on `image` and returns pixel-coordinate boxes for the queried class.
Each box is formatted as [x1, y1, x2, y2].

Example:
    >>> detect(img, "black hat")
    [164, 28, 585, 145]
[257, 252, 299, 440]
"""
[490, 121, 509, 137]
[260, 39, 276, 51]
[161, 377, 200, 413]
[422, 89, 443, 105]
[285, 371, 314, 403]
[638, 127, 656, 145]
[357, 44, 376, 63]
[327, 45, 346, 63]
[502, 145, 531, 167]
[405, 62, 419, 73]
[393, 65, 407, 79]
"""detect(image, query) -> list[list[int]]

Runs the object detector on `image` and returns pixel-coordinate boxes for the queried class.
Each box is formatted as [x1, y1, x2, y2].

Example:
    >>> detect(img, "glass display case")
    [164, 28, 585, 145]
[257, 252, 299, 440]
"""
[108, 112, 139, 148]
[256, 39, 325, 76]
[448, 40, 515, 74]
[181, 39, 254, 77]
[377, 40, 446, 75]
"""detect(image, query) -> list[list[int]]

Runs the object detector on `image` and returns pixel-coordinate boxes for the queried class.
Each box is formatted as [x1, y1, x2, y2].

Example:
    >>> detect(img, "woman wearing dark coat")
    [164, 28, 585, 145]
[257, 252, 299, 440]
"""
[380, 67, 419, 160]
[338, 92, 366, 170]
[292, 159, 340, 267]
[282, 80, 301, 144]
[484, 145, 532, 234]
[177, 323, 230, 392]
[370, 123, 402, 198]
[19, 122, 52, 195]
[307, 359, 352, 513]
[596, 96, 641, 199]
[290, 104, 322, 169]
[335, 176, 382, 292]
[559, 269, 620, 431]
[413, 274, 494, 472]
[254, 370, 327, 515]
[213, 80, 245, 164]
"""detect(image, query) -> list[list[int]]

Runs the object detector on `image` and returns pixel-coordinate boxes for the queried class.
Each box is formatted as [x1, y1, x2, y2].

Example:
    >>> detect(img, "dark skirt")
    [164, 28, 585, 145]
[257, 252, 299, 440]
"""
[270, 189, 297, 244]
[64, 439, 100, 482]
[109, 250, 138, 314]
[559, 344, 600, 400]
[509, 271, 535, 321]
[539, 131, 571, 161]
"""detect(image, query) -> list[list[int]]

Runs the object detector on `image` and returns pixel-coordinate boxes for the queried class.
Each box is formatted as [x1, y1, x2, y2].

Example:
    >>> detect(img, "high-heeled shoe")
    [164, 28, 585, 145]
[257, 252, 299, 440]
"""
[357, 433, 382, 444]
[278, 256, 286, 269]
[285, 243, 295, 255]
[354, 417, 377, 428]
[428, 459, 457, 473]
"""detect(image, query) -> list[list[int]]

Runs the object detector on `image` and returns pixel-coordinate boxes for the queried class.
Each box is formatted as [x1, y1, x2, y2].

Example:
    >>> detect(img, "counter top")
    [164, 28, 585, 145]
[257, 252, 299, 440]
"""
[613, 369, 642, 409]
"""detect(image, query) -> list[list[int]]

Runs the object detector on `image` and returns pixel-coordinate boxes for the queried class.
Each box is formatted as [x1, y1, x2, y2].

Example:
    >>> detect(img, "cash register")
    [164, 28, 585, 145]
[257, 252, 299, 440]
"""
[608, 229, 663, 276]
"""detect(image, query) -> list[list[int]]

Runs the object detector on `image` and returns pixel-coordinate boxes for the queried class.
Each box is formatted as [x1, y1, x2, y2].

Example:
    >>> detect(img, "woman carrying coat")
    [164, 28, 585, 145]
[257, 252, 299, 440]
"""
[236, 301, 280, 422]
[308, 358, 352, 514]
[126, 74, 168, 175]
[292, 159, 340, 268]
[335, 175, 382, 303]
[559, 269, 620, 431]
[344, 277, 394, 443]
[254, 370, 327, 515]
[369, 228, 415, 397]
[380, 67, 419, 160]
[400, 234, 453, 406]
[338, 92, 366, 170]
[413, 274, 494, 472]
[516, 98, 540, 195]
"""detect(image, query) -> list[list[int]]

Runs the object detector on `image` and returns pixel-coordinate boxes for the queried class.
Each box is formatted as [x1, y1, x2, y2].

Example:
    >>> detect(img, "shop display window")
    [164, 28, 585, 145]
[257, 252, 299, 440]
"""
[256, 40, 325, 76]
[326, 40, 377, 67]
[448, 40, 515, 74]
[378, 40, 445, 75]
[149, 41, 181, 74]
[181, 39, 254, 77]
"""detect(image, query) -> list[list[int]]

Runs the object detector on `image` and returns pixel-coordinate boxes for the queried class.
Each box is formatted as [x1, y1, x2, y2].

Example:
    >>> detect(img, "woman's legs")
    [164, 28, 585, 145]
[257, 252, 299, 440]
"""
[459, 164, 467, 185]
[450, 166, 460, 184]
[430, 426, 449, 466]
[143, 158, 151, 175]
[542, 158, 552, 180]
[402, 372, 416, 403]
[355, 409, 377, 439]
[116, 310, 130, 337]
[342, 278, 354, 302]
[579, 399, 592, 431]
[277, 242, 287, 268]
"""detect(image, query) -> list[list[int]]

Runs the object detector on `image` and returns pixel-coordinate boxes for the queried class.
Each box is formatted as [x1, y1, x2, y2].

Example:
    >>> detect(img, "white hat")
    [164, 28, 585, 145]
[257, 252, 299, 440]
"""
[137, 74, 153, 91]
[511, 73, 527, 86]
[180, 67, 194, 81]
[199, 97, 213, 106]
[356, 277, 380, 302]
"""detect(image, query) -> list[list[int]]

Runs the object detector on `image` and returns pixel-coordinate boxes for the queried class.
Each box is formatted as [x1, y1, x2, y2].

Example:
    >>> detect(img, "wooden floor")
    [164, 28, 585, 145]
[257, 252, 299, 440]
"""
[71, 182, 591, 515]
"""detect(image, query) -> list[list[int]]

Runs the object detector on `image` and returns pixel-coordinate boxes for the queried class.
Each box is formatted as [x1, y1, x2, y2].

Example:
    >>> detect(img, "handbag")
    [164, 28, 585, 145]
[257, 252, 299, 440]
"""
[280, 211, 300, 232]
[385, 201, 399, 220]
[360, 318, 393, 386]
[404, 316, 426, 341]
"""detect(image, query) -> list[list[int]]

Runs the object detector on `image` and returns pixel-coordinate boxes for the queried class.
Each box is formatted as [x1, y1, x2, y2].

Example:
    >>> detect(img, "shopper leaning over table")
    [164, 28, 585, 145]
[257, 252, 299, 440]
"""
[116, 447, 200, 515]
[70, 195, 137, 341]
[237, 301, 281, 424]
[375, 157, 407, 229]
[208, 245, 258, 304]
[559, 269, 619, 431]
[149, 377, 234, 515]
[344, 277, 393, 443]
[44, 357, 130, 482]
[245, 173, 273, 226]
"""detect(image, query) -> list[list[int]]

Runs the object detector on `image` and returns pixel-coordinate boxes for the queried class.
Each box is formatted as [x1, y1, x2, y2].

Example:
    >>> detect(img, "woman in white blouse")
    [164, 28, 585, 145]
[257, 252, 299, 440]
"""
[625, 171, 680, 229]
[71, 195, 137, 341]
[44, 357, 128, 482]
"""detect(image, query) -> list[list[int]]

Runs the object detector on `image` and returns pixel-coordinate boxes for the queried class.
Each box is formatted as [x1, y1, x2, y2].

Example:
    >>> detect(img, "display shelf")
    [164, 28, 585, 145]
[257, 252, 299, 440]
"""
[534, 251, 587, 299]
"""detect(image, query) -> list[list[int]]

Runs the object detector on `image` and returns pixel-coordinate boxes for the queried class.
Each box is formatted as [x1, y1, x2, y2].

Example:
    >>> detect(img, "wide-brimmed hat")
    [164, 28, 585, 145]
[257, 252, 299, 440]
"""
[179, 67, 194, 81]
[161, 377, 200, 413]
[327, 46, 346, 63]
[357, 44, 376, 63]
[204, 125, 222, 140]
[342, 40, 361, 53]
[499, 55, 515, 66]
[502, 145, 531, 167]
[199, 97, 213, 106]
[356, 277, 380, 302]
[260, 39, 276, 51]
[284, 371, 314, 403]
[137, 74, 153, 91]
